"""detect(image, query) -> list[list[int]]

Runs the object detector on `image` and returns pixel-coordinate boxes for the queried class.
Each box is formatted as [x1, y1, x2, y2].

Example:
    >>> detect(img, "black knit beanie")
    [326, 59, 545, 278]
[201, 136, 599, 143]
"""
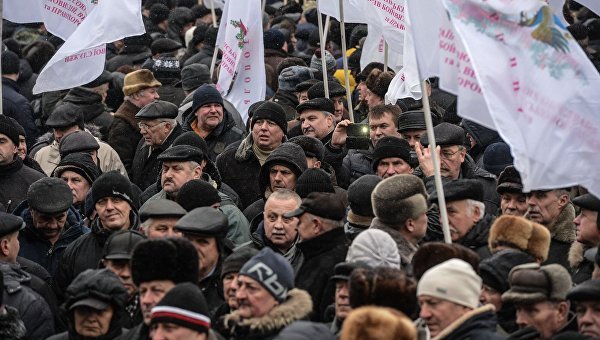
[176, 179, 221, 211]
[0, 115, 20, 145]
[371, 136, 412, 172]
[348, 175, 382, 217]
[91, 171, 135, 209]
[251, 101, 288, 134]
[151, 282, 210, 334]
[479, 249, 535, 293]
[295, 168, 335, 198]
[221, 248, 259, 280]
[190, 84, 223, 115]
[1, 50, 20, 74]
[132, 238, 199, 285]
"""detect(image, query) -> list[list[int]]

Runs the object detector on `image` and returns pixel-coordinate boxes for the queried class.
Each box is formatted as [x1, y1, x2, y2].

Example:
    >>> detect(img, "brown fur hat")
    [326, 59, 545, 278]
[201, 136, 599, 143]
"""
[123, 69, 162, 96]
[371, 174, 428, 226]
[340, 306, 417, 340]
[488, 215, 551, 262]
[366, 70, 394, 98]
[411, 242, 480, 281]
[349, 267, 417, 318]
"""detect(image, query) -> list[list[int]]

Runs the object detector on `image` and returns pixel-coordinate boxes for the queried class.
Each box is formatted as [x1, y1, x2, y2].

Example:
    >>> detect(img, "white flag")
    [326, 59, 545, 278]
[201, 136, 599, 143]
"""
[203, 0, 225, 10]
[317, 0, 364, 23]
[574, 0, 600, 16]
[215, 0, 265, 123]
[4, 0, 98, 41]
[444, 0, 600, 195]
[406, 0, 494, 129]
[360, 25, 403, 71]
[33, 0, 145, 94]
[348, 0, 407, 53]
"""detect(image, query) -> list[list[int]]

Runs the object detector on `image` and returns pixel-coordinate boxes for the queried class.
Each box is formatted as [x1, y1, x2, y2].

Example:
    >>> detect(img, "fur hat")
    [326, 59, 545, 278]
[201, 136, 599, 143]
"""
[366, 70, 394, 98]
[496, 165, 523, 194]
[488, 215, 551, 262]
[371, 174, 428, 226]
[131, 238, 199, 286]
[123, 69, 161, 96]
[349, 267, 417, 318]
[502, 263, 572, 304]
[340, 306, 417, 340]
[417, 259, 482, 309]
[412, 242, 480, 281]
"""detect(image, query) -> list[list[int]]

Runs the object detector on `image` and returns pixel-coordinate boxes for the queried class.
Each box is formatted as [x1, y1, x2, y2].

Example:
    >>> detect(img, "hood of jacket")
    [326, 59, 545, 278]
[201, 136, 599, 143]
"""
[222, 288, 312, 338]
[460, 154, 496, 180]
[258, 143, 308, 197]
[462, 119, 501, 150]
[0, 262, 32, 291]
[63, 87, 109, 122]
[183, 105, 238, 139]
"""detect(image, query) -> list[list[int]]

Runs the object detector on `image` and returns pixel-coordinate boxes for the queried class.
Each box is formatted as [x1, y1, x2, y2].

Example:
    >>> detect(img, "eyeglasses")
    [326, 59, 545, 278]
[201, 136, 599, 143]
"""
[440, 147, 463, 159]
[137, 121, 166, 130]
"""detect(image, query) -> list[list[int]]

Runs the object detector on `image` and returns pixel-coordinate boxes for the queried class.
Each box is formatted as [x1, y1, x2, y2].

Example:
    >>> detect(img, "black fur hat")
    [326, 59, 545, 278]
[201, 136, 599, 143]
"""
[131, 238, 199, 286]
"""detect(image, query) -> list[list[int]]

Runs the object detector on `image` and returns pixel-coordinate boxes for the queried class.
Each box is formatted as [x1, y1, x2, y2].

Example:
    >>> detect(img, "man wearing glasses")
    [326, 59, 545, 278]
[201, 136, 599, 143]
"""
[131, 100, 183, 190]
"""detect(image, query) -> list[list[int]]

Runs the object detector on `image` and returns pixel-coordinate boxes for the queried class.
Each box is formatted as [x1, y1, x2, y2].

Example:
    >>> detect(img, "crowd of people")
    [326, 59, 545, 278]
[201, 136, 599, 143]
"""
[1, 0, 600, 339]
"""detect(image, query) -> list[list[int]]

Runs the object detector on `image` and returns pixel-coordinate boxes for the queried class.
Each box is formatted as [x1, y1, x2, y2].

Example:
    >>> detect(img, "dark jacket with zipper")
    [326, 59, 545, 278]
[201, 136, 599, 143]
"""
[0, 157, 45, 213]
[108, 99, 142, 175]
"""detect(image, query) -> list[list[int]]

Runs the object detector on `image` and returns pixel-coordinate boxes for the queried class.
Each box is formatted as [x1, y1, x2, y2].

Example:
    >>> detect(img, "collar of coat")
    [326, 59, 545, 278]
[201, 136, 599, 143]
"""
[223, 288, 312, 335]
[432, 304, 495, 340]
[296, 227, 346, 259]
[370, 217, 418, 265]
[114, 100, 141, 130]
[548, 203, 576, 243]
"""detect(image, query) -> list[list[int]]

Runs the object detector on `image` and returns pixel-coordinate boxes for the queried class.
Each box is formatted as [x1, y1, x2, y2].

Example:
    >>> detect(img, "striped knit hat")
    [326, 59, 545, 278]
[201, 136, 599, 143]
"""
[151, 282, 211, 334]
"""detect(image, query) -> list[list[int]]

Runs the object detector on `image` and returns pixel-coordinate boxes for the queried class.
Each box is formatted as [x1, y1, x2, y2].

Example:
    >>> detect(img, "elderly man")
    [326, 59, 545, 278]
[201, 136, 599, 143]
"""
[371, 136, 414, 178]
[525, 188, 575, 268]
[240, 190, 303, 272]
[328, 262, 363, 335]
[566, 279, 600, 338]
[307, 81, 348, 123]
[285, 192, 349, 322]
[502, 263, 576, 339]
[417, 259, 503, 339]
[15, 178, 88, 276]
[183, 84, 244, 161]
[0, 115, 45, 212]
[34, 103, 125, 176]
[217, 101, 288, 209]
[416, 122, 499, 214]
[430, 179, 495, 259]
[52, 152, 102, 215]
[298, 97, 336, 144]
[53, 171, 140, 302]
[397, 110, 430, 149]
[118, 237, 199, 340]
[370, 174, 428, 271]
[175, 207, 235, 316]
[108, 69, 161, 173]
[131, 100, 183, 190]
[219, 248, 313, 339]
[497, 166, 528, 217]
[570, 193, 600, 283]
[138, 199, 186, 239]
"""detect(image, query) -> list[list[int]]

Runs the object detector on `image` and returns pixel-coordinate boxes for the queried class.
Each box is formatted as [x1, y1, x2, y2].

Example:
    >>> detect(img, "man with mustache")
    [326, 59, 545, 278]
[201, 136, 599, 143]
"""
[15, 177, 88, 277]
[298, 97, 336, 145]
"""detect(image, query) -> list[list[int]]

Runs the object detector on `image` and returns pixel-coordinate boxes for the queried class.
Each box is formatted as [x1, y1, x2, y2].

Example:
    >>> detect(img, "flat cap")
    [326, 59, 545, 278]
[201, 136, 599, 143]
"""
[27, 177, 73, 214]
[420, 122, 465, 147]
[397, 110, 426, 131]
[288, 135, 325, 161]
[567, 279, 600, 301]
[136, 100, 179, 119]
[307, 81, 346, 99]
[296, 97, 334, 115]
[330, 262, 365, 282]
[150, 38, 183, 55]
[82, 70, 113, 88]
[103, 230, 146, 260]
[139, 199, 187, 222]
[46, 103, 84, 128]
[175, 64, 211, 92]
[573, 194, 600, 212]
[157, 145, 205, 165]
[295, 78, 320, 93]
[0, 212, 25, 238]
[496, 165, 523, 194]
[429, 179, 484, 204]
[175, 207, 229, 236]
[59, 131, 100, 158]
[285, 192, 346, 221]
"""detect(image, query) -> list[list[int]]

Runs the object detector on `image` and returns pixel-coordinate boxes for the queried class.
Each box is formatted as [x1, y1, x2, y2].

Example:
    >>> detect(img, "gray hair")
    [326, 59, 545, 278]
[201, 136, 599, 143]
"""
[466, 199, 485, 220]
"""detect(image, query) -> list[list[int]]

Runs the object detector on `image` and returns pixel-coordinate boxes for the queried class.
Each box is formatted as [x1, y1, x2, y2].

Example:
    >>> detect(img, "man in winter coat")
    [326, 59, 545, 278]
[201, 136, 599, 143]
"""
[0, 115, 45, 212]
[182, 84, 244, 161]
[496, 166, 529, 217]
[53, 171, 140, 302]
[15, 178, 88, 276]
[298, 98, 336, 145]
[217, 102, 288, 209]
[285, 192, 349, 322]
[566, 279, 600, 338]
[108, 69, 161, 174]
[570, 193, 600, 283]
[138, 199, 186, 239]
[417, 259, 504, 340]
[371, 136, 414, 179]
[130, 100, 183, 190]
[218, 248, 313, 340]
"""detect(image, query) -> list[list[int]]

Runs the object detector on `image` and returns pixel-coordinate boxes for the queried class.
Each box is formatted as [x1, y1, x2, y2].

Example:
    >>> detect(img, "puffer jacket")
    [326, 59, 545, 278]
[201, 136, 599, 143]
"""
[15, 201, 89, 276]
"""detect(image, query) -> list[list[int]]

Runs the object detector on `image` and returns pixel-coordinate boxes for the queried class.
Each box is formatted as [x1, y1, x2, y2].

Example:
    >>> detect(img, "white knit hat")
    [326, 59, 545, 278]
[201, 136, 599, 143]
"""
[417, 259, 482, 309]
[346, 229, 401, 269]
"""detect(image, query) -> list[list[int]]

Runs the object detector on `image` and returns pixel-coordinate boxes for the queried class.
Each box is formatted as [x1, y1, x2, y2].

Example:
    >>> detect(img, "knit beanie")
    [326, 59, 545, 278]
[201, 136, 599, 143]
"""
[371, 174, 428, 225]
[239, 247, 295, 302]
[0, 114, 20, 145]
[123, 69, 161, 96]
[191, 84, 223, 114]
[264, 28, 286, 51]
[479, 249, 535, 294]
[7, 117, 25, 138]
[371, 136, 413, 172]
[132, 238, 199, 285]
[310, 49, 336, 74]
[53, 152, 102, 186]
[259, 143, 308, 193]
[348, 175, 382, 218]
[1, 50, 20, 74]
[295, 168, 335, 198]
[288, 135, 325, 162]
[483, 142, 513, 177]
[151, 282, 210, 334]
[91, 171, 135, 209]
[221, 248, 259, 280]
[251, 101, 288, 134]
[417, 258, 482, 309]
[176, 179, 221, 211]
[346, 229, 401, 269]
[278, 66, 314, 92]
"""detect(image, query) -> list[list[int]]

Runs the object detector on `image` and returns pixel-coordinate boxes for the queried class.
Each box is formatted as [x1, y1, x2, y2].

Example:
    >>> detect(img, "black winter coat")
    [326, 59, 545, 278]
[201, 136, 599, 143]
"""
[458, 213, 495, 260]
[108, 100, 142, 175]
[295, 227, 348, 322]
[184, 46, 216, 68]
[130, 124, 183, 190]
[15, 202, 89, 276]
[434, 305, 504, 340]
[61, 87, 114, 140]
[0, 157, 45, 213]
[1, 262, 54, 340]
[2, 78, 39, 147]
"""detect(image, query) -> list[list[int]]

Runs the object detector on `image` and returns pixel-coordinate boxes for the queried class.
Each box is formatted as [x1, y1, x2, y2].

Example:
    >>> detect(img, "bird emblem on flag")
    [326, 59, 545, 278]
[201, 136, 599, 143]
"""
[519, 6, 570, 53]
[230, 19, 249, 49]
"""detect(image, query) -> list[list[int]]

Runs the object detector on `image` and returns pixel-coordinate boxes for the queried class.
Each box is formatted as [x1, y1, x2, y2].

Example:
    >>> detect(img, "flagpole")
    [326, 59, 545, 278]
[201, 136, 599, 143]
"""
[323, 15, 331, 43]
[420, 79, 452, 244]
[210, 1, 217, 28]
[338, 0, 354, 122]
[383, 41, 388, 72]
[316, 1, 330, 98]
